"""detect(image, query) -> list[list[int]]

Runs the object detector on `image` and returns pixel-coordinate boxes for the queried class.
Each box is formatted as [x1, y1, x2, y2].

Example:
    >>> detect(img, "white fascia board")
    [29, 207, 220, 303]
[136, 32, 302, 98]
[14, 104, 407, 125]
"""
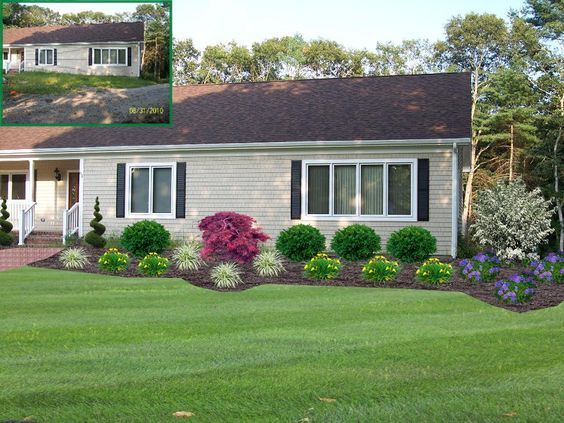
[0, 138, 471, 158]
[4, 41, 143, 47]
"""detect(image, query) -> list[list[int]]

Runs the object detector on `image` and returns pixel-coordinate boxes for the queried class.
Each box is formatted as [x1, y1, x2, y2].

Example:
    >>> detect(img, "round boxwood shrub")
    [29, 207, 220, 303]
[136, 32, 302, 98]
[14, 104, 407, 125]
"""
[386, 226, 436, 263]
[330, 224, 381, 261]
[276, 224, 326, 261]
[121, 220, 171, 258]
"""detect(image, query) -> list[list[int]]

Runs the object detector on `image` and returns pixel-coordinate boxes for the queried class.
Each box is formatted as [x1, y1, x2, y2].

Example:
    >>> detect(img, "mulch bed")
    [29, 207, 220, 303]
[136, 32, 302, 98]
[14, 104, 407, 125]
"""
[30, 246, 563, 313]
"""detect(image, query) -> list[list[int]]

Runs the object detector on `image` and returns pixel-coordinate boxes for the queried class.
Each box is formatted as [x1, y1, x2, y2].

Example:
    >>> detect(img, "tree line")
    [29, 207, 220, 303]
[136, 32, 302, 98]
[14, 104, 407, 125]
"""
[2, 2, 170, 80]
[172, 0, 563, 250]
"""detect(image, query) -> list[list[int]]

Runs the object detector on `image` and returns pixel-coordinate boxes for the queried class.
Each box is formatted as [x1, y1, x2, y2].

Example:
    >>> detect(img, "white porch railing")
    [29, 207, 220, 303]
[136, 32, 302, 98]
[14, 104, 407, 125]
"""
[2, 60, 23, 73]
[18, 202, 36, 246]
[6, 200, 32, 227]
[62, 202, 80, 244]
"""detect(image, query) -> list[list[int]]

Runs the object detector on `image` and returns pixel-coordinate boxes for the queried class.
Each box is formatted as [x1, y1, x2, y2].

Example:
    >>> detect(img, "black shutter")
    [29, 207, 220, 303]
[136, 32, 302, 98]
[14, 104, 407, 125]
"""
[290, 160, 302, 219]
[53, 48, 57, 66]
[88, 48, 92, 66]
[417, 159, 429, 221]
[116, 163, 126, 218]
[35, 49, 38, 66]
[127, 47, 132, 66]
[176, 162, 186, 218]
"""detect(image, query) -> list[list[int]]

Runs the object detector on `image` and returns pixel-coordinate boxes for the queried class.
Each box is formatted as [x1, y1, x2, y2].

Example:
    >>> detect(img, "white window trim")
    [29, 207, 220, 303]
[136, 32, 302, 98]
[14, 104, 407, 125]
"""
[125, 162, 176, 219]
[301, 159, 417, 222]
[0, 171, 29, 201]
[92, 47, 128, 67]
[38, 48, 54, 66]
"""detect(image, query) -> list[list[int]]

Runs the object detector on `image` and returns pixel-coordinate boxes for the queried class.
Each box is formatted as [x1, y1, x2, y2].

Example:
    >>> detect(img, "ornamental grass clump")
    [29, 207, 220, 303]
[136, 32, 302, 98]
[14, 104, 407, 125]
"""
[59, 247, 89, 269]
[495, 274, 536, 304]
[98, 248, 129, 273]
[304, 253, 342, 280]
[211, 262, 243, 288]
[459, 252, 501, 282]
[530, 252, 563, 283]
[362, 255, 399, 284]
[138, 252, 170, 277]
[416, 258, 453, 285]
[253, 248, 285, 277]
[172, 241, 204, 271]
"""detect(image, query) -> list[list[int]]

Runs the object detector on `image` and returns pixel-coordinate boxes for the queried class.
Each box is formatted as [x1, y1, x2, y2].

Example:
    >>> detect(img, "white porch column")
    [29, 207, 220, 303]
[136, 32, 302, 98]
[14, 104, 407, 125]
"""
[7, 47, 11, 71]
[451, 143, 459, 258]
[27, 159, 35, 203]
[78, 158, 85, 237]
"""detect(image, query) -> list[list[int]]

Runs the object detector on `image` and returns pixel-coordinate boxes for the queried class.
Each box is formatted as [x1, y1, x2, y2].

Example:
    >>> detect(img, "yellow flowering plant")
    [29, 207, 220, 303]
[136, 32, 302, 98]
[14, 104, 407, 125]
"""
[362, 255, 400, 284]
[304, 252, 342, 280]
[138, 252, 170, 277]
[98, 248, 129, 273]
[415, 258, 453, 285]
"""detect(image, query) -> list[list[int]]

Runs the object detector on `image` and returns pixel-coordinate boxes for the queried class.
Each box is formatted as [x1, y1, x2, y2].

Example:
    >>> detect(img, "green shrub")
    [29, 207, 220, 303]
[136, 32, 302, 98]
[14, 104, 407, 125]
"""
[362, 255, 400, 284]
[59, 247, 89, 269]
[211, 262, 243, 288]
[304, 253, 342, 280]
[84, 197, 107, 248]
[253, 248, 285, 277]
[416, 258, 453, 285]
[387, 226, 436, 262]
[98, 248, 129, 273]
[0, 198, 13, 246]
[331, 224, 381, 261]
[172, 241, 204, 271]
[138, 252, 170, 277]
[121, 220, 170, 258]
[276, 224, 326, 261]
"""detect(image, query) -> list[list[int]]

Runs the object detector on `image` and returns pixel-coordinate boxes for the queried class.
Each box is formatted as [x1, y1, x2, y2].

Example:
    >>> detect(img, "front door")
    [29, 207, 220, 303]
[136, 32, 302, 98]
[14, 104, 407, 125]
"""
[67, 172, 80, 208]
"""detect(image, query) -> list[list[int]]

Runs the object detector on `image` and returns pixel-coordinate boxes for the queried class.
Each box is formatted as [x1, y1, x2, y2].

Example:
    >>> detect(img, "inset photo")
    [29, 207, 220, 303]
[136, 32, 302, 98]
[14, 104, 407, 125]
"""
[2, 1, 171, 125]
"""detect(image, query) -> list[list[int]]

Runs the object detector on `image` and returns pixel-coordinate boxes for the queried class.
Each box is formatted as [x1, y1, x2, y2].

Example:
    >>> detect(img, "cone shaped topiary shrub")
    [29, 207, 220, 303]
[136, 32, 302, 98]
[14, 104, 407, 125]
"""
[84, 197, 107, 248]
[0, 198, 13, 246]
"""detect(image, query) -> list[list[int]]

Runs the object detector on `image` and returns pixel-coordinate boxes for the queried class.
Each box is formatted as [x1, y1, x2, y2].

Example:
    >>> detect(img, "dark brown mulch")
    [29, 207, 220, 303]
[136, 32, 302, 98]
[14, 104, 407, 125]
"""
[30, 246, 563, 313]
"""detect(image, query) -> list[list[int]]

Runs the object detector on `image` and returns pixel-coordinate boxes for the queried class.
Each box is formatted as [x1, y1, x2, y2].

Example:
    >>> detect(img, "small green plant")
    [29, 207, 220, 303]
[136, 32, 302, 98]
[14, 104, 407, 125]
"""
[84, 197, 107, 248]
[211, 262, 243, 288]
[98, 248, 129, 273]
[362, 255, 400, 284]
[121, 220, 171, 257]
[416, 258, 453, 285]
[331, 224, 381, 261]
[58, 247, 89, 269]
[253, 248, 285, 277]
[276, 224, 326, 261]
[304, 253, 342, 280]
[387, 226, 437, 262]
[0, 198, 14, 246]
[138, 252, 170, 277]
[172, 240, 204, 271]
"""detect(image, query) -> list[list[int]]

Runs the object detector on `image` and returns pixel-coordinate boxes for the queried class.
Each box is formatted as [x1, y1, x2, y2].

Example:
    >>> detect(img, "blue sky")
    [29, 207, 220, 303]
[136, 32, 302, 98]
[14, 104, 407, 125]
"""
[24, 1, 526, 49]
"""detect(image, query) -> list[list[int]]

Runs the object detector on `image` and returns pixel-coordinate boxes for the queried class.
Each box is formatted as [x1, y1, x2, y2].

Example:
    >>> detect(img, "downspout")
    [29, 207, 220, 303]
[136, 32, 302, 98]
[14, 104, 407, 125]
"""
[451, 143, 459, 258]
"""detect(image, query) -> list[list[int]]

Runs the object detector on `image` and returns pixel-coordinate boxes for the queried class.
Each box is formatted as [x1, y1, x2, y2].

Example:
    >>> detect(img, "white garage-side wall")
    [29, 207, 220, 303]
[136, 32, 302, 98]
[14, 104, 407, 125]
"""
[81, 145, 455, 256]
[22, 43, 141, 77]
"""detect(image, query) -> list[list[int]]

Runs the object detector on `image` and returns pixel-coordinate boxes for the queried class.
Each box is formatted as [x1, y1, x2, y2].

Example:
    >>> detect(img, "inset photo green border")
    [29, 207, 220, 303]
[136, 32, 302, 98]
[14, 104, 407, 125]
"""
[0, 0, 172, 126]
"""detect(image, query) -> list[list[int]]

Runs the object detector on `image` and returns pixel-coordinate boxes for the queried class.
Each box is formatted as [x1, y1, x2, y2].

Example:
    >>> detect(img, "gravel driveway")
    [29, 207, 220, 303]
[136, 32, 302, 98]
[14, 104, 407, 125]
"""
[3, 84, 170, 124]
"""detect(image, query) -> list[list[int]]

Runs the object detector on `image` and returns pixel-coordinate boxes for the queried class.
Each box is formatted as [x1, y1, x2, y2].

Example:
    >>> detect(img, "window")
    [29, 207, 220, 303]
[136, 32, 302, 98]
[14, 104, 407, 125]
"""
[3, 52, 8, 60]
[305, 160, 415, 219]
[0, 173, 27, 201]
[39, 48, 54, 65]
[127, 164, 175, 217]
[92, 48, 127, 65]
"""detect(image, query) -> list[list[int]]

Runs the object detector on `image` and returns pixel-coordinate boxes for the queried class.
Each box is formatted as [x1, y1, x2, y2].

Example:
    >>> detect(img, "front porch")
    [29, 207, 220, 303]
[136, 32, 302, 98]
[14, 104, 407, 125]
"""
[3, 47, 24, 73]
[1, 159, 83, 245]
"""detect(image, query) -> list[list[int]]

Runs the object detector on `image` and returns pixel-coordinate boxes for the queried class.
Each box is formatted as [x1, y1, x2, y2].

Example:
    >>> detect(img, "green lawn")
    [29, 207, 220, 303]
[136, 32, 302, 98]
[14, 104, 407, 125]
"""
[4, 71, 156, 95]
[0, 267, 562, 422]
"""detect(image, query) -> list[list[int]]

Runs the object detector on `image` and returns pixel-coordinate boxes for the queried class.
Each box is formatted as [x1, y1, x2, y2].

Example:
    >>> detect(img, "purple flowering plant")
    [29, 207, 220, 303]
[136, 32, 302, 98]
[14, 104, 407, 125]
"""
[494, 274, 536, 304]
[530, 252, 563, 283]
[459, 252, 501, 282]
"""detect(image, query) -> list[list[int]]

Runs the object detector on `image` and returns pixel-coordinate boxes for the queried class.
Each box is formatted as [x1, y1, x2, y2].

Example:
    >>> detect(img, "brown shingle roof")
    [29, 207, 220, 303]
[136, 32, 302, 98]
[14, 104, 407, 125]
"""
[3, 22, 144, 44]
[0, 73, 471, 152]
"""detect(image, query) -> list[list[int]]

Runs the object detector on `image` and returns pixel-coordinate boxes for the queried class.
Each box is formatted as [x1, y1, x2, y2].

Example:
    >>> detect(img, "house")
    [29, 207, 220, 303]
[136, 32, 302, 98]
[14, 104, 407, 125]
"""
[0, 73, 471, 256]
[3, 22, 144, 76]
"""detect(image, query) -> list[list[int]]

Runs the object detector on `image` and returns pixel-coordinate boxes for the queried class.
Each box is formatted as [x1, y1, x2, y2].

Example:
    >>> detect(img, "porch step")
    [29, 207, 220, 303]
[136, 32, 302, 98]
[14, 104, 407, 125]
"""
[20, 231, 63, 247]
